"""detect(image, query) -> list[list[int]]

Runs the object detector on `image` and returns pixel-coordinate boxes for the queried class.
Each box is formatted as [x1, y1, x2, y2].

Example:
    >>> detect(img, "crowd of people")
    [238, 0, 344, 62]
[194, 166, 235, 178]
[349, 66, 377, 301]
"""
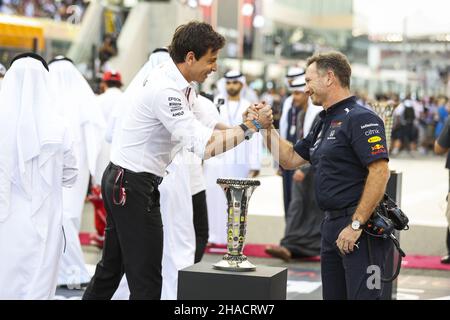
[0, 0, 88, 23]
[0, 21, 449, 301]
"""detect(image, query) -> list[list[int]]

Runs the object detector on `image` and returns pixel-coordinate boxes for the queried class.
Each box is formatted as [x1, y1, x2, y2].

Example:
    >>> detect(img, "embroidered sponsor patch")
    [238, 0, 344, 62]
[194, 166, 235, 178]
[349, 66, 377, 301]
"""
[331, 121, 342, 128]
[371, 143, 387, 155]
[168, 97, 181, 102]
[371, 149, 387, 155]
[368, 136, 382, 143]
[327, 129, 336, 140]
[371, 144, 385, 151]
[361, 123, 379, 129]
[170, 105, 183, 112]
[365, 128, 380, 136]
[172, 111, 184, 117]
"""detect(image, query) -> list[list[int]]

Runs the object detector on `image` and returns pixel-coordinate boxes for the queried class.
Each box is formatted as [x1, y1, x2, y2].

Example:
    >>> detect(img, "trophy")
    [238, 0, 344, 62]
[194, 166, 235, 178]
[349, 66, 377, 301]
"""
[372, 103, 395, 150]
[213, 178, 260, 271]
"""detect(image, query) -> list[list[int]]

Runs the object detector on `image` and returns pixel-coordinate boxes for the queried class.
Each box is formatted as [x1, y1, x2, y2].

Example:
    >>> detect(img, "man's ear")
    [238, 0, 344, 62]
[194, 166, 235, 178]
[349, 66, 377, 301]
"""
[185, 51, 196, 66]
[326, 70, 335, 87]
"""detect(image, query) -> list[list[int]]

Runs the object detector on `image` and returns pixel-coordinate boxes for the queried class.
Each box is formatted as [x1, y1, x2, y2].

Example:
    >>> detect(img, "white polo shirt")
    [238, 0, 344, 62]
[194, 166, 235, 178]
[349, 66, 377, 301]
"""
[110, 59, 213, 177]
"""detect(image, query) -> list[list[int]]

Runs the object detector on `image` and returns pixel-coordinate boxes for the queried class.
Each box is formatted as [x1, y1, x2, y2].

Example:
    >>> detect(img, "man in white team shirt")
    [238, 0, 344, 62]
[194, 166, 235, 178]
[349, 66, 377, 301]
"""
[82, 21, 273, 300]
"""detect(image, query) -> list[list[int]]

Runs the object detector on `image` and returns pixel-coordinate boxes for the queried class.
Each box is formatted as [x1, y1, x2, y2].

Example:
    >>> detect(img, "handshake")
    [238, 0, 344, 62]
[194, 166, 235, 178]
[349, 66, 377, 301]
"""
[242, 101, 274, 130]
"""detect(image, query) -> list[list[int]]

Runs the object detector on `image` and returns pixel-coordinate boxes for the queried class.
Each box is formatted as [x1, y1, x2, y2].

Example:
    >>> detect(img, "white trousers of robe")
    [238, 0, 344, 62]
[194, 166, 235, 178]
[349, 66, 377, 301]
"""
[111, 152, 195, 300]
[0, 185, 63, 299]
[57, 163, 91, 286]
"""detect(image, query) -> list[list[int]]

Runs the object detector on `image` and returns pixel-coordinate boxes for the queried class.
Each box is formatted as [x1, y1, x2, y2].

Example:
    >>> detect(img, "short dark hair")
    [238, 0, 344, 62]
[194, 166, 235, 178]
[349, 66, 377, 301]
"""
[169, 21, 225, 64]
[306, 51, 351, 88]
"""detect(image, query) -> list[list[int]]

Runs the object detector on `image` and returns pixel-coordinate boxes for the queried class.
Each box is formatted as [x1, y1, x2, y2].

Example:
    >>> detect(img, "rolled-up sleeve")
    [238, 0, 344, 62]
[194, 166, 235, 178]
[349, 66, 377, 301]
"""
[153, 88, 213, 159]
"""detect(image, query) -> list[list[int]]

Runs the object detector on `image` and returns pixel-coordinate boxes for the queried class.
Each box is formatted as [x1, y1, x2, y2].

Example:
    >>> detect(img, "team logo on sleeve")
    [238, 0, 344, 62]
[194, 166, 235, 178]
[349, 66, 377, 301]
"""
[371, 144, 387, 155]
[368, 136, 382, 143]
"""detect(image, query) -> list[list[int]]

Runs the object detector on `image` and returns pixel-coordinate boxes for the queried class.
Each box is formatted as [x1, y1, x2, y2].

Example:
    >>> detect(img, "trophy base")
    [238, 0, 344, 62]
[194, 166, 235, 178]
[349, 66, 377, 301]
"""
[213, 256, 256, 272]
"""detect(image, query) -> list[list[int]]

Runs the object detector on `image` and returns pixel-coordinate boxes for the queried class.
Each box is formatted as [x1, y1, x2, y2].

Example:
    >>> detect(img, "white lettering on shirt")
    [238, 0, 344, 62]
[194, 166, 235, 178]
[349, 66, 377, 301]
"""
[360, 123, 379, 129]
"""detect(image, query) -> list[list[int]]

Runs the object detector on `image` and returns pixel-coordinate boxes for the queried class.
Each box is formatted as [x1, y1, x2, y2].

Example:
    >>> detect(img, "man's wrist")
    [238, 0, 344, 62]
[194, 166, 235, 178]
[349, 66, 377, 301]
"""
[251, 119, 263, 131]
[244, 120, 258, 132]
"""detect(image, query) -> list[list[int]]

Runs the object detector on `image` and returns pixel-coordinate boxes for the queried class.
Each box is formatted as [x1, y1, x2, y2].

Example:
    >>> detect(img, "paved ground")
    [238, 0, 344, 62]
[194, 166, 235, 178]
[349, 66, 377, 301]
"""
[63, 153, 450, 300]
[55, 252, 450, 300]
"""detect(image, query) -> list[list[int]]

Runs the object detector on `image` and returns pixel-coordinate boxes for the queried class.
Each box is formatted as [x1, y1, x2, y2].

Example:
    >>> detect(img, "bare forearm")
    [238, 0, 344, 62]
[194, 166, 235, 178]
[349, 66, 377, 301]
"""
[204, 121, 254, 159]
[434, 140, 448, 155]
[353, 161, 390, 224]
[262, 126, 306, 169]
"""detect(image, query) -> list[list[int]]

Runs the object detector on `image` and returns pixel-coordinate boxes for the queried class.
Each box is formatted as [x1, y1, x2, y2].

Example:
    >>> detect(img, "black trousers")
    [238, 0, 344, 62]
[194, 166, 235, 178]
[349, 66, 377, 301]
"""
[320, 209, 393, 300]
[282, 169, 294, 217]
[447, 228, 450, 253]
[192, 190, 209, 263]
[83, 163, 163, 300]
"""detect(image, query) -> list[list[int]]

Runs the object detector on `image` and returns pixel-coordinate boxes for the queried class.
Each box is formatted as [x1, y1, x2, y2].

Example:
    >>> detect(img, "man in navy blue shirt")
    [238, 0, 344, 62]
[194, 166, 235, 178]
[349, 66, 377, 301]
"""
[252, 52, 392, 299]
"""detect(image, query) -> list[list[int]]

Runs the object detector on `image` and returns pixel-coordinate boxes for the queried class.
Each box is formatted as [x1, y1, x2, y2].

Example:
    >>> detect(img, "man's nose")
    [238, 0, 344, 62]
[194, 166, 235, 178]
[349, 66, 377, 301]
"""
[304, 86, 311, 95]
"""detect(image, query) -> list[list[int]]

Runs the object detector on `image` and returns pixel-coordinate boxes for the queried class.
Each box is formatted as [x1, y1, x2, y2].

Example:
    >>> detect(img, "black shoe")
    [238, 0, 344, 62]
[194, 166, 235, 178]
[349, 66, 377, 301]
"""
[265, 245, 292, 262]
[441, 255, 450, 264]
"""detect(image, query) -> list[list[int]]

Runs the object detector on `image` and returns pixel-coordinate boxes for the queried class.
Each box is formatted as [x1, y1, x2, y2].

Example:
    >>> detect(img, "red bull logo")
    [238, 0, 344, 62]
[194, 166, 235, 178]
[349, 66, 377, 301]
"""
[371, 144, 385, 151]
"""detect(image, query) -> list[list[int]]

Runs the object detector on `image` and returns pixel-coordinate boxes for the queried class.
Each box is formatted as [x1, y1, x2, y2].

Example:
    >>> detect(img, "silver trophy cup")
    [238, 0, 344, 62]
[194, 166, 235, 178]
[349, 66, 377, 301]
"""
[213, 178, 260, 271]
[372, 103, 395, 150]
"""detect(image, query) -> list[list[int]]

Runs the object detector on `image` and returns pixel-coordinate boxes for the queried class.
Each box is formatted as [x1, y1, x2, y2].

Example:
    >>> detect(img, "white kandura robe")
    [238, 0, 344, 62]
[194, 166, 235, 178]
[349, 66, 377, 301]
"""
[203, 97, 262, 245]
[94, 87, 123, 185]
[48, 60, 105, 286]
[0, 58, 78, 299]
[279, 95, 293, 139]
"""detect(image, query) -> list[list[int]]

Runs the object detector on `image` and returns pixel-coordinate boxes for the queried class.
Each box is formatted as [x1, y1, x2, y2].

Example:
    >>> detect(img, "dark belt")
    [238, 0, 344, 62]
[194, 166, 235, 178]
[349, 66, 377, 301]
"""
[110, 162, 163, 185]
[325, 205, 358, 219]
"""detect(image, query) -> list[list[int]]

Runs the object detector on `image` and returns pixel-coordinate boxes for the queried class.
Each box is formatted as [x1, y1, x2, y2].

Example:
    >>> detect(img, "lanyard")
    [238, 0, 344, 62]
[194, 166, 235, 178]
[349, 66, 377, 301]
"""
[185, 87, 192, 110]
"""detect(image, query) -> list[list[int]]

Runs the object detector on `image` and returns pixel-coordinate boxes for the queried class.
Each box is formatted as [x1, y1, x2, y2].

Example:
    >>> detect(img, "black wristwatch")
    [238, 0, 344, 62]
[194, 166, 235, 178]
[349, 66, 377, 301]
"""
[239, 123, 254, 140]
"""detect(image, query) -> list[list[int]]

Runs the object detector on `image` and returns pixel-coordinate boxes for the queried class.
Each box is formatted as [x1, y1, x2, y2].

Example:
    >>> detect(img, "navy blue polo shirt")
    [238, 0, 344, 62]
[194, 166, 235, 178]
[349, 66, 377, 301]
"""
[294, 96, 389, 211]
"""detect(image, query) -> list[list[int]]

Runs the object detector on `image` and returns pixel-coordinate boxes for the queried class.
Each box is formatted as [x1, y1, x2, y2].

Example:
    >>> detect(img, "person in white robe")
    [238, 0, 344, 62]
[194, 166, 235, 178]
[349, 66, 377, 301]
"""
[0, 63, 5, 90]
[48, 56, 105, 287]
[279, 66, 305, 140]
[204, 70, 262, 245]
[88, 70, 124, 247]
[0, 53, 78, 299]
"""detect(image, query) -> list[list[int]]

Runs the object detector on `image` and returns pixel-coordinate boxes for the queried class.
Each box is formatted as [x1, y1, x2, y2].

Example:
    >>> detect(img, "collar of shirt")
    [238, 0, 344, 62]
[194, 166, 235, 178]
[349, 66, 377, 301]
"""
[319, 95, 356, 119]
[164, 58, 192, 92]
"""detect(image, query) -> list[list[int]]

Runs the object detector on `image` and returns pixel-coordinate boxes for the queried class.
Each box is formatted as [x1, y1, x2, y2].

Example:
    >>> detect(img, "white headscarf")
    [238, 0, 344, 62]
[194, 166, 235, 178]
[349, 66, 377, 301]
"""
[126, 48, 170, 93]
[0, 57, 66, 222]
[48, 60, 105, 175]
[216, 70, 246, 99]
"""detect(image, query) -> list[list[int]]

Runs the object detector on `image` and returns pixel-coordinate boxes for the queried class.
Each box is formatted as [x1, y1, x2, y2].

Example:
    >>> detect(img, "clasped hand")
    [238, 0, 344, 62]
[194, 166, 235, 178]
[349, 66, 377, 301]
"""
[242, 101, 274, 129]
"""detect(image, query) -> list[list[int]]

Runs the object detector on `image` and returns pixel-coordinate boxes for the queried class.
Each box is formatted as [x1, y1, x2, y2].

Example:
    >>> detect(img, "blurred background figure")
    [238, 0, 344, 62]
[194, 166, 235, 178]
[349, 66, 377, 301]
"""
[265, 75, 324, 261]
[0, 53, 77, 299]
[278, 67, 305, 216]
[434, 117, 450, 264]
[88, 70, 124, 249]
[204, 70, 261, 245]
[48, 56, 105, 289]
[0, 62, 6, 90]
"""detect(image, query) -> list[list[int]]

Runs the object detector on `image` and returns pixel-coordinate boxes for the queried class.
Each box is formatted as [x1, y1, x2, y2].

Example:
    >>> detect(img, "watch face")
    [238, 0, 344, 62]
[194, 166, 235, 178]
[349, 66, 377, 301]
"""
[352, 220, 360, 230]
